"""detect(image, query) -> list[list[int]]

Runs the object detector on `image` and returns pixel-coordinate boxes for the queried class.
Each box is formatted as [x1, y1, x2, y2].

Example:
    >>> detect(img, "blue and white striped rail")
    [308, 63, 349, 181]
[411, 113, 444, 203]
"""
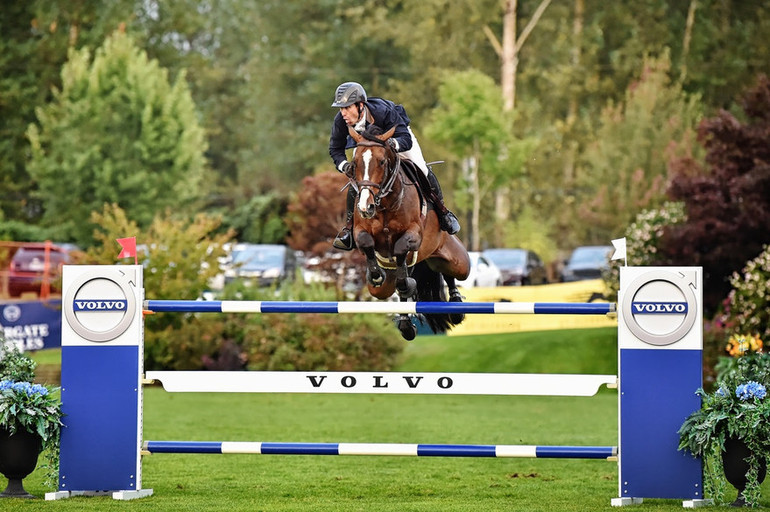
[144, 300, 615, 315]
[143, 441, 617, 459]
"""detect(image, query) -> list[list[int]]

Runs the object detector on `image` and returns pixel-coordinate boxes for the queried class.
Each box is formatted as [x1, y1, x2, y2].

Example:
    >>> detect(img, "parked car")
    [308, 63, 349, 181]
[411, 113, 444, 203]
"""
[7, 243, 75, 297]
[482, 248, 548, 286]
[223, 244, 297, 287]
[561, 245, 613, 282]
[455, 251, 503, 288]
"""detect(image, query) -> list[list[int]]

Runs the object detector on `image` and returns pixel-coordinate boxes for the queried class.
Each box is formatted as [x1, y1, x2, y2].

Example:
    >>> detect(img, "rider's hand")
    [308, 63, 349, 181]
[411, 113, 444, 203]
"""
[340, 161, 353, 177]
[387, 139, 398, 151]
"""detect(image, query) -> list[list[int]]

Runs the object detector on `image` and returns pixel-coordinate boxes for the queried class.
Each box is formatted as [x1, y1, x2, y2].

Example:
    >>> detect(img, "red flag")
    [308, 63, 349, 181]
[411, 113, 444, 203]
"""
[117, 237, 137, 264]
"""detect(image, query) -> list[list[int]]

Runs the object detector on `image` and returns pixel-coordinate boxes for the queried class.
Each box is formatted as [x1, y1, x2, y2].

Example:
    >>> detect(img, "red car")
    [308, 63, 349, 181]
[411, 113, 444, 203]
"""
[7, 243, 75, 298]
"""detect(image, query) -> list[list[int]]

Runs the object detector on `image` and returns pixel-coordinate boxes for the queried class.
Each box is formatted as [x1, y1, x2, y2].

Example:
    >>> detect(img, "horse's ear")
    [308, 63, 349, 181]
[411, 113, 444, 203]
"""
[379, 126, 396, 142]
[348, 126, 363, 143]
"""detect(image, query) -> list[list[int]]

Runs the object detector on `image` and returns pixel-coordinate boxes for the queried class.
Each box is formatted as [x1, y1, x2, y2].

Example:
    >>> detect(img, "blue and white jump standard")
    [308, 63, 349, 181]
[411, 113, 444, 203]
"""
[49, 265, 709, 507]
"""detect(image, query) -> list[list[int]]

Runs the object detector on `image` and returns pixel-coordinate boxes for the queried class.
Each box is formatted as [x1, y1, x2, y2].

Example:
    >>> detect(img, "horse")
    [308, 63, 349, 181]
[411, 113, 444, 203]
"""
[345, 125, 471, 340]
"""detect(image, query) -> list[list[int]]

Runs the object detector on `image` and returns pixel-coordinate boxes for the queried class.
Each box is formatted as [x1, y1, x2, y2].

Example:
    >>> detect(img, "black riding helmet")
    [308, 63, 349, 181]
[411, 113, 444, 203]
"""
[331, 82, 367, 108]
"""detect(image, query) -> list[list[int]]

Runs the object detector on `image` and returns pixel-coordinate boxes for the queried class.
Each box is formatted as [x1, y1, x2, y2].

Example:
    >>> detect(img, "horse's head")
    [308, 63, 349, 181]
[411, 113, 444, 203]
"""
[348, 125, 399, 219]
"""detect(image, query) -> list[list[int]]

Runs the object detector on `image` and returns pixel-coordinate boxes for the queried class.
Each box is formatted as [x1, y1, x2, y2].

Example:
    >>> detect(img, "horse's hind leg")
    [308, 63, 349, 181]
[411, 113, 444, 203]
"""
[444, 275, 465, 325]
[395, 293, 417, 341]
[396, 313, 417, 341]
[394, 261, 417, 340]
[395, 263, 416, 298]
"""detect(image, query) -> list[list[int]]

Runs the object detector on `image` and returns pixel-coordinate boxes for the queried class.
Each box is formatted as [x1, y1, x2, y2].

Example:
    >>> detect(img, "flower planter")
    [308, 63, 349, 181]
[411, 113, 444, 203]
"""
[721, 436, 767, 507]
[0, 428, 42, 499]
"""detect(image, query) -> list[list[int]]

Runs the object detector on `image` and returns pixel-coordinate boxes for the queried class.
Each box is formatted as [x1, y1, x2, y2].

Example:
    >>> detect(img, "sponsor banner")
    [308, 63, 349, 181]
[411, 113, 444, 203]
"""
[0, 299, 62, 351]
[447, 279, 616, 336]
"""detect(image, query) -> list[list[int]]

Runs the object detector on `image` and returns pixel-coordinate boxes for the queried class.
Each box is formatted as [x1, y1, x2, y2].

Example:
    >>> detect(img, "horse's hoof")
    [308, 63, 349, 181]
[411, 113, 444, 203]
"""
[448, 289, 464, 324]
[449, 289, 464, 302]
[397, 316, 417, 341]
[367, 268, 385, 287]
[397, 277, 417, 299]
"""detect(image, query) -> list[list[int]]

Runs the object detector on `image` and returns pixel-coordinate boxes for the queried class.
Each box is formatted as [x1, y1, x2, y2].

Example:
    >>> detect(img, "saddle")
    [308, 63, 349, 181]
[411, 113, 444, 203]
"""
[399, 159, 432, 214]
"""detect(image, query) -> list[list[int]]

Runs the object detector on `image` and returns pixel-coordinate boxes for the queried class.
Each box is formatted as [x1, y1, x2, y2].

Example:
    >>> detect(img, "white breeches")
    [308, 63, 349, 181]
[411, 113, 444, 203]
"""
[400, 127, 430, 177]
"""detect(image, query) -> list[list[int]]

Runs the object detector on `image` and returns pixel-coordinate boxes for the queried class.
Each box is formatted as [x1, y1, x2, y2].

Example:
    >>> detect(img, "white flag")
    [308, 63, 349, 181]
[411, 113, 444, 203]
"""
[611, 237, 627, 261]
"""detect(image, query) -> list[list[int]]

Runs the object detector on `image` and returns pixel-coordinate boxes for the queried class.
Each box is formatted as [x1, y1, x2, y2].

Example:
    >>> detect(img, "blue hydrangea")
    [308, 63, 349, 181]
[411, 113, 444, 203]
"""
[0, 379, 49, 396]
[716, 387, 728, 397]
[736, 381, 767, 401]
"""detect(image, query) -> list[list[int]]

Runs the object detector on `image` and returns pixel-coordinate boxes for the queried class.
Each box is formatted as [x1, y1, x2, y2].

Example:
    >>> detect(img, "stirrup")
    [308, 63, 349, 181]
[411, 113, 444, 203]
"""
[333, 228, 354, 251]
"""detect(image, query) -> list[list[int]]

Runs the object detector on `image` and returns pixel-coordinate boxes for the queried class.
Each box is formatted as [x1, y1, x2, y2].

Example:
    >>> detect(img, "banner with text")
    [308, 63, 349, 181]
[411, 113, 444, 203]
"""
[1, 299, 62, 351]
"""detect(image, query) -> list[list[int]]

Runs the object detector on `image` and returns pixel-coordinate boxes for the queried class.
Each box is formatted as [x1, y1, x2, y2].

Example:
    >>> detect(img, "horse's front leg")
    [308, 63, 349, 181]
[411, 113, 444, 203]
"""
[356, 230, 386, 288]
[393, 231, 421, 299]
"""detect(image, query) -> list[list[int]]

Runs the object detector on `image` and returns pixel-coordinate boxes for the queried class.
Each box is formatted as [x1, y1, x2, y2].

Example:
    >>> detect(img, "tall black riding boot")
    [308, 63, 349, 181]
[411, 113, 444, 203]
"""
[427, 170, 461, 235]
[333, 187, 357, 250]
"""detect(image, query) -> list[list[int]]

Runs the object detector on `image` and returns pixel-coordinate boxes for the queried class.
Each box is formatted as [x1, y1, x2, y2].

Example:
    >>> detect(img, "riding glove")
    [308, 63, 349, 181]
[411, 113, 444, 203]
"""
[339, 161, 353, 177]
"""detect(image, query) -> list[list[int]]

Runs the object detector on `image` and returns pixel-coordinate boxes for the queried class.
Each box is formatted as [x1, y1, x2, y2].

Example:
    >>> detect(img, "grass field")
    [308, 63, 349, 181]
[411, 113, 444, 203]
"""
[7, 327, 770, 510]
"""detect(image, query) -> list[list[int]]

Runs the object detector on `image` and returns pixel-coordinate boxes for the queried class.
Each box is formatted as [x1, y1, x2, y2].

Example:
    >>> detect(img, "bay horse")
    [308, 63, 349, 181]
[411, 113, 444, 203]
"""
[345, 125, 470, 340]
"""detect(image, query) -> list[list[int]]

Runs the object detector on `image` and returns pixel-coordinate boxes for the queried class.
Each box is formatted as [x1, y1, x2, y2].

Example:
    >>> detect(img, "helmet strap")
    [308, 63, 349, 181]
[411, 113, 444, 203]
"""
[354, 104, 367, 133]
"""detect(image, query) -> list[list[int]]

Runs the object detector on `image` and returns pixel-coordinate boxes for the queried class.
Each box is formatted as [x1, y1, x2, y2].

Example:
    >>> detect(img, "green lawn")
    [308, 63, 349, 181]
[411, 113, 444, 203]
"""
[8, 327, 769, 510]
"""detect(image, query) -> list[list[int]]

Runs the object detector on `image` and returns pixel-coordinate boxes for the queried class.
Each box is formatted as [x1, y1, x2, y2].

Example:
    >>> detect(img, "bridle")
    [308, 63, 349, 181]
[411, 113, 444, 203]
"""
[347, 138, 402, 210]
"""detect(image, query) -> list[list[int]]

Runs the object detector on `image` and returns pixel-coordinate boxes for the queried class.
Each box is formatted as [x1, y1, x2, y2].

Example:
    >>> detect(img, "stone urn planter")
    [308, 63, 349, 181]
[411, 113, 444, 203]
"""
[0, 427, 43, 498]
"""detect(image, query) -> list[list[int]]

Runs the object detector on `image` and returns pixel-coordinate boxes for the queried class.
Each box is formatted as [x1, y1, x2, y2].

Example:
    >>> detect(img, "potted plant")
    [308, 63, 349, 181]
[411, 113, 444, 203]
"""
[0, 341, 63, 498]
[678, 333, 770, 507]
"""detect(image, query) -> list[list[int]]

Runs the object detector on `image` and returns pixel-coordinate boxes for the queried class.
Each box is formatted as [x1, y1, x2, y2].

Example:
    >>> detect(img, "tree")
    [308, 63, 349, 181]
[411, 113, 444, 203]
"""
[286, 171, 348, 254]
[86, 203, 235, 370]
[285, 171, 367, 297]
[425, 70, 516, 251]
[664, 74, 770, 315]
[0, 1, 137, 223]
[26, 30, 207, 246]
[572, 53, 702, 244]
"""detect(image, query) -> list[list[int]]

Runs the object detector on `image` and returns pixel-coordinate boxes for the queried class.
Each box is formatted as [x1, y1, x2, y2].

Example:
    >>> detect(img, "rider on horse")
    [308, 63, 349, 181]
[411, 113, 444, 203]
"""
[328, 81, 461, 251]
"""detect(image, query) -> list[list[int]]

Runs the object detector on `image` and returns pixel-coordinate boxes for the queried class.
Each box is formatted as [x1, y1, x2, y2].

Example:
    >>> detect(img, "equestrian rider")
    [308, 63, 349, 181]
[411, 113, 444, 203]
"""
[328, 81, 461, 251]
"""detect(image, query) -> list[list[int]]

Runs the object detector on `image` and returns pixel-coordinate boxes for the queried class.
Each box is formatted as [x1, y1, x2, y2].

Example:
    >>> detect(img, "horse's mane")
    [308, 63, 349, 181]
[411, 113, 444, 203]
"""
[361, 124, 386, 144]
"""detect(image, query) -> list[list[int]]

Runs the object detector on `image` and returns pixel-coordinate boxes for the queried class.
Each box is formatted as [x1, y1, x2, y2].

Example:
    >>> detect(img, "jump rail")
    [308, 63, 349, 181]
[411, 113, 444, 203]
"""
[144, 300, 616, 315]
[145, 370, 617, 396]
[142, 441, 618, 459]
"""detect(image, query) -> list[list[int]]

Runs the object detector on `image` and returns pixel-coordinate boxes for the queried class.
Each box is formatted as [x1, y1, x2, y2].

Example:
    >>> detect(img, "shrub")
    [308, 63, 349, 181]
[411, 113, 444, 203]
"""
[603, 201, 686, 300]
[221, 280, 406, 372]
[720, 245, 770, 340]
[144, 277, 405, 372]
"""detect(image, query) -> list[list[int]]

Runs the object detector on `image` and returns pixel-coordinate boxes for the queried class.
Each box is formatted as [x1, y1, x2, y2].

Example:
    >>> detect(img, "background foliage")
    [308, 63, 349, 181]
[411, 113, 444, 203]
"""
[26, 30, 206, 246]
[664, 75, 770, 315]
[1, 0, 769, 324]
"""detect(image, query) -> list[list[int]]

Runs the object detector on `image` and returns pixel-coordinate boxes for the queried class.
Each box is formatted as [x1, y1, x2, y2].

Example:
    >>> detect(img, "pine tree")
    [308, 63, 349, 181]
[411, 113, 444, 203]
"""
[26, 30, 207, 246]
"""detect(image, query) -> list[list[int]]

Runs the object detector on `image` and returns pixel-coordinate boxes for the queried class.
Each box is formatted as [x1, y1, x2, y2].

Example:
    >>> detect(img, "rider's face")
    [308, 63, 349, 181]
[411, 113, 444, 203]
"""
[339, 103, 361, 125]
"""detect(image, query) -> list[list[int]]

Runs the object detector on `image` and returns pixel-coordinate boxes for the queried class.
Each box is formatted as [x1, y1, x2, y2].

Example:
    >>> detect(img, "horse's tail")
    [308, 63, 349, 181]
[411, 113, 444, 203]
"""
[411, 261, 462, 334]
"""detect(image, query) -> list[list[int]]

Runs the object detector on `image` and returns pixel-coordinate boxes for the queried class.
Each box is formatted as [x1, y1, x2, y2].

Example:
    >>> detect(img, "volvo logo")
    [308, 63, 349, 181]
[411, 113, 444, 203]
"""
[63, 268, 138, 343]
[73, 300, 128, 312]
[622, 270, 698, 346]
[631, 302, 688, 314]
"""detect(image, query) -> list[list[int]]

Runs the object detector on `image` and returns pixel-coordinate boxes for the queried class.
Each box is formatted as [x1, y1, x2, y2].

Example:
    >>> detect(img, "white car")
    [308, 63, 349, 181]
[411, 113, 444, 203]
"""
[455, 251, 503, 288]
